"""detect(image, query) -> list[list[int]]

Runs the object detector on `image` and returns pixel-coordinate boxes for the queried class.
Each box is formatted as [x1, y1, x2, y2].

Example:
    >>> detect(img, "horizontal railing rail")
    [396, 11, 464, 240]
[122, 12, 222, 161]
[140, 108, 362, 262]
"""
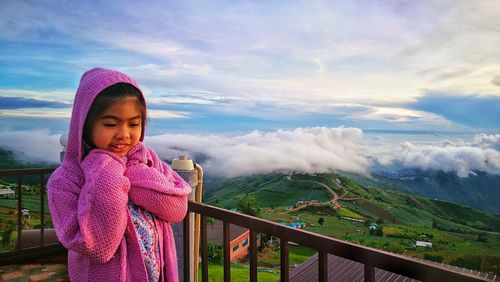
[0, 168, 57, 177]
[187, 201, 492, 282]
[0, 168, 65, 265]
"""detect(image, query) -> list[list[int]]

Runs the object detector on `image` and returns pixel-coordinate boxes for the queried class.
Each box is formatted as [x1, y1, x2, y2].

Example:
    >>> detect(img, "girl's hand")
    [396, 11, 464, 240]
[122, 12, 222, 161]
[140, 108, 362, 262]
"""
[82, 148, 127, 175]
[50, 148, 131, 263]
[125, 142, 150, 167]
[125, 160, 191, 222]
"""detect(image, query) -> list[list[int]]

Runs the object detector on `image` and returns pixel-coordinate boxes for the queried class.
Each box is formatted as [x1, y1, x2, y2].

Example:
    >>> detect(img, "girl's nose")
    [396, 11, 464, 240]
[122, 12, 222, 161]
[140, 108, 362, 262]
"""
[116, 125, 130, 140]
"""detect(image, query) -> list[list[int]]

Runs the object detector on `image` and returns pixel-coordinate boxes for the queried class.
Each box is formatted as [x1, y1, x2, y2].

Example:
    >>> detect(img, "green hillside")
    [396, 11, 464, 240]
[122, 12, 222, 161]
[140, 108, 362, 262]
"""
[0, 147, 56, 184]
[204, 172, 500, 274]
[205, 172, 499, 232]
[205, 173, 332, 208]
[344, 170, 500, 214]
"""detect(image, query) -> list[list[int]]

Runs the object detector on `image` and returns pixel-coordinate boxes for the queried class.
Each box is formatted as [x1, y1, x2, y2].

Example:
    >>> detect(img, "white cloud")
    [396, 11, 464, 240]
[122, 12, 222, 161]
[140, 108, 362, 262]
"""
[3, 1, 500, 109]
[0, 108, 71, 118]
[1, 128, 499, 178]
[473, 134, 500, 151]
[0, 89, 74, 103]
[147, 109, 189, 119]
[347, 106, 450, 124]
[146, 127, 369, 177]
[146, 129, 500, 178]
[314, 58, 325, 73]
[0, 129, 61, 164]
[369, 135, 500, 177]
[492, 75, 500, 87]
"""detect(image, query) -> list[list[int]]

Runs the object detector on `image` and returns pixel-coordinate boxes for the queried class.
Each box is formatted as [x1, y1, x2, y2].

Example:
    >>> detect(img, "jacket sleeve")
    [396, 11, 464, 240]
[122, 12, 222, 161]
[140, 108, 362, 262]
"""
[125, 145, 192, 223]
[47, 149, 130, 263]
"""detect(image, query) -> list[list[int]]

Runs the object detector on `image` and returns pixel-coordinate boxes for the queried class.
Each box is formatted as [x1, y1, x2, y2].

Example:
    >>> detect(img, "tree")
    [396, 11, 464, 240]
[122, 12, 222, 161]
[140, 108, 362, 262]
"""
[207, 243, 223, 261]
[238, 195, 261, 217]
[369, 225, 384, 236]
[207, 217, 216, 225]
[318, 217, 325, 226]
[258, 233, 273, 252]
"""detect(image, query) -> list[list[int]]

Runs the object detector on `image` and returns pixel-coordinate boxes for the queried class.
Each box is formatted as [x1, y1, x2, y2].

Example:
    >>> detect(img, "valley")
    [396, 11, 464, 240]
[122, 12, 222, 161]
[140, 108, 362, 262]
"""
[204, 171, 500, 275]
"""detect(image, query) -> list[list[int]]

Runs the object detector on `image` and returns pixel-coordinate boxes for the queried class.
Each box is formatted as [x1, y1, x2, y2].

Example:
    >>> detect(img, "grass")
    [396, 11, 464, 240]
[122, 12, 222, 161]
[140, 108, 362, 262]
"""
[206, 176, 332, 209]
[0, 202, 54, 253]
[262, 203, 500, 274]
[258, 245, 317, 266]
[0, 193, 49, 213]
[198, 260, 280, 282]
[337, 207, 364, 219]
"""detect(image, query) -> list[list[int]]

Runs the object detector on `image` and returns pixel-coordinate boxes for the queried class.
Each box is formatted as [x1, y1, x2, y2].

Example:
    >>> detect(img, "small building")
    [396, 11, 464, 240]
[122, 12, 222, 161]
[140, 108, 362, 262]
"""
[207, 220, 258, 262]
[281, 221, 306, 229]
[20, 208, 32, 218]
[341, 216, 364, 223]
[416, 241, 432, 250]
[369, 223, 379, 231]
[0, 188, 15, 199]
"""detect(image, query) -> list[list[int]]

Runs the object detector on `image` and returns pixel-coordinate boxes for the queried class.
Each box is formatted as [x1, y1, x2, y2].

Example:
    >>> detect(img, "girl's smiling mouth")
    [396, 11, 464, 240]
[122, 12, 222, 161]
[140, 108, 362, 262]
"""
[109, 144, 130, 154]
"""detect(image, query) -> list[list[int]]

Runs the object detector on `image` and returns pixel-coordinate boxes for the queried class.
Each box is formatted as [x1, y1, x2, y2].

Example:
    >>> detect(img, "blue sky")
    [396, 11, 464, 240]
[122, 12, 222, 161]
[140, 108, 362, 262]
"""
[0, 0, 499, 136]
[0, 1, 499, 177]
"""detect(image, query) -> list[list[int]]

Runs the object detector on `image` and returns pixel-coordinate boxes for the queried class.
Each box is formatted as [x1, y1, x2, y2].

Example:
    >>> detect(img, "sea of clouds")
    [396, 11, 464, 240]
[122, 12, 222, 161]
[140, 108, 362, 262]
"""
[0, 127, 499, 178]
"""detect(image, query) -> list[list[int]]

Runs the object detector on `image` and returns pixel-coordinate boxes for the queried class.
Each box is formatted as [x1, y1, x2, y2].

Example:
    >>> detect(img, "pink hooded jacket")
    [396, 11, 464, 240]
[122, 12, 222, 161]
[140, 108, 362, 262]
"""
[47, 68, 192, 282]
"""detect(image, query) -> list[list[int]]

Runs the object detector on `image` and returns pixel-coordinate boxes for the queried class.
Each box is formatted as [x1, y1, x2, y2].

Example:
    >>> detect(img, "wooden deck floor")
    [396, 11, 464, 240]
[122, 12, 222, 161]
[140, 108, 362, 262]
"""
[0, 254, 68, 282]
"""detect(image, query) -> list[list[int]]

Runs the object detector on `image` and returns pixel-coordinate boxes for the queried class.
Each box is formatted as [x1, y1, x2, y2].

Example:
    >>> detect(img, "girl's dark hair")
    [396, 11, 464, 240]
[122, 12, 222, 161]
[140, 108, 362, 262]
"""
[83, 83, 145, 153]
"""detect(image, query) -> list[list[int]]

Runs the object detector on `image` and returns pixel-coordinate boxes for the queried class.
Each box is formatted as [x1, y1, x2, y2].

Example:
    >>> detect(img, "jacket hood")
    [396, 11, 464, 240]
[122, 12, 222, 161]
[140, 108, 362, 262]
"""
[64, 67, 146, 164]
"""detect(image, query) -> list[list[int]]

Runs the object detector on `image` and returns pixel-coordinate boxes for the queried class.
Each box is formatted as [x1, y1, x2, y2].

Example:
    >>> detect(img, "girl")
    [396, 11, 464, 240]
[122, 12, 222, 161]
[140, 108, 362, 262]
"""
[48, 67, 192, 282]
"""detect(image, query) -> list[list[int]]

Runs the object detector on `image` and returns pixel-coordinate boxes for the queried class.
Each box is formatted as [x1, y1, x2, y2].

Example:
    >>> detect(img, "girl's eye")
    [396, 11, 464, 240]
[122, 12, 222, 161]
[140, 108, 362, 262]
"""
[130, 123, 140, 127]
[103, 124, 116, 127]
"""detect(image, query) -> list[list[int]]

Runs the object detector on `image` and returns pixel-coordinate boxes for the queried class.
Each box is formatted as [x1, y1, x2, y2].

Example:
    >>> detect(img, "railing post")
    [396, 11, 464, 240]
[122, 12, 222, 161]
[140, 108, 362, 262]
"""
[223, 222, 230, 282]
[16, 176, 22, 250]
[318, 251, 327, 282]
[201, 215, 208, 282]
[40, 174, 45, 247]
[280, 239, 289, 281]
[183, 212, 190, 282]
[249, 230, 258, 282]
[364, 263, 375, 282]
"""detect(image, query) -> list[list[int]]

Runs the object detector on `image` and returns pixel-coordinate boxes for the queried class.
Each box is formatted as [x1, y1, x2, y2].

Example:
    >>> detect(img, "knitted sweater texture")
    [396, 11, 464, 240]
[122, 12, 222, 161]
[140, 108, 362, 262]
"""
[47, 68, 191, 282]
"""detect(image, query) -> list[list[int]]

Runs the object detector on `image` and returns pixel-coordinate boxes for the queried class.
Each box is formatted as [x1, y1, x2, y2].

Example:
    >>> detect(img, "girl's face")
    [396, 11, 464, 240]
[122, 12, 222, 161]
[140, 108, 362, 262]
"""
[91, 97, 142, 157]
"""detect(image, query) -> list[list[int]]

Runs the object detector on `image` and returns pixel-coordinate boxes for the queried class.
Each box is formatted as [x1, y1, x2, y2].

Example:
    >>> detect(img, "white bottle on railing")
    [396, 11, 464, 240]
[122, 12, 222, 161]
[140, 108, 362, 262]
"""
[171, 155, 199, 282]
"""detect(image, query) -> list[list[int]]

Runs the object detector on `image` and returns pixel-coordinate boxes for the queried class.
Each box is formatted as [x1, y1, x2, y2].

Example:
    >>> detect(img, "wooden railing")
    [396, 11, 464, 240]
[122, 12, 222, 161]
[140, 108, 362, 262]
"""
[0, 168, 495, 281]
[186, 201, 492, 282]
[0, 168, 66, 264]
